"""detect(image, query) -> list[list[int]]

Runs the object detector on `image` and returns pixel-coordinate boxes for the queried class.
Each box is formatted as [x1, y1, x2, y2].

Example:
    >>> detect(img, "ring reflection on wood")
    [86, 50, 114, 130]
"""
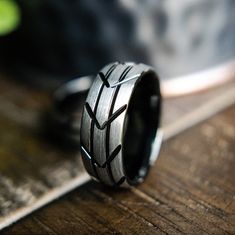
[80, 62, 162, 187]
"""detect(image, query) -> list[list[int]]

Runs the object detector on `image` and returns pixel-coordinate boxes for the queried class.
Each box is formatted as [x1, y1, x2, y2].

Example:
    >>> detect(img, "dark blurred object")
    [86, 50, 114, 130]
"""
[44, 76, 92, 148]
[1, 0, 235, 89]
[0, 0, 146, 88]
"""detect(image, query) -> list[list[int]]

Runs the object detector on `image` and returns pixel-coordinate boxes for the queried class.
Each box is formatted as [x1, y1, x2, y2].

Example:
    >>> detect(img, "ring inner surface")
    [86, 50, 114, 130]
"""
[123, 71, 161, 185]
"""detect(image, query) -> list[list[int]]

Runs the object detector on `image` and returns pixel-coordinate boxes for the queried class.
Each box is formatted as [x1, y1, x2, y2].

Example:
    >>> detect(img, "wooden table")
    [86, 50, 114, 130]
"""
[0, 75, 235, 234]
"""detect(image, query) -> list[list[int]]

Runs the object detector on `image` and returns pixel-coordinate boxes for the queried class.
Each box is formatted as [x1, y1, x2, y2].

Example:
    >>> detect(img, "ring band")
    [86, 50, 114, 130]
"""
[80, 62, 162, 187]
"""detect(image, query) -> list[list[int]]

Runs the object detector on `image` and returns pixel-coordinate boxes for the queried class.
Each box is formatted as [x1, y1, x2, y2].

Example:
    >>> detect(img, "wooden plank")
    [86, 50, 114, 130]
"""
[0, 74, 235, 231]
[3, 105, 235, 234]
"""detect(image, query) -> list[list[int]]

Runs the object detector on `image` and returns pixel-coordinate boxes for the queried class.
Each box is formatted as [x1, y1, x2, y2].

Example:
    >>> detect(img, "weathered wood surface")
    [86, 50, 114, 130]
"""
[0, 74, 235, 233]
[0, 76, 90, 230]
[3, 104, 235, 235]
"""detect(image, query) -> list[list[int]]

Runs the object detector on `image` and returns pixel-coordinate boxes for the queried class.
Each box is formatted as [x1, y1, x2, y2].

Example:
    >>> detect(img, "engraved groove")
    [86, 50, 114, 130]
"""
[85, 103, 127, 130]
[98, 72, 110, 87]
[81, 145, 121, 168]
[99, 72, 140, 88]
[88, 63, 119, 181]
[105, 65, 134, 185]
[116, 176, 126, 186]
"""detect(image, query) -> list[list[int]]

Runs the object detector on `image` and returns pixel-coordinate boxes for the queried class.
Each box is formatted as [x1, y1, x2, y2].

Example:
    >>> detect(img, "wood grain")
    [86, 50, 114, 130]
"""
[3, 105, 235, 235]
[0, 74, 235, 233]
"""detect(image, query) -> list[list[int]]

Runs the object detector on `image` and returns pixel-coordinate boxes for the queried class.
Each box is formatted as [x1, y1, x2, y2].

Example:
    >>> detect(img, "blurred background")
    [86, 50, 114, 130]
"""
[0, 0, 235, 89]
[0, 1, 235, 230]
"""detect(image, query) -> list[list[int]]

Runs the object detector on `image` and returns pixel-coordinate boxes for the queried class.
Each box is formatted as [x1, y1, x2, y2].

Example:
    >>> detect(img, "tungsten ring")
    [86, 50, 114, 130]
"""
[80, 62, 162, 187]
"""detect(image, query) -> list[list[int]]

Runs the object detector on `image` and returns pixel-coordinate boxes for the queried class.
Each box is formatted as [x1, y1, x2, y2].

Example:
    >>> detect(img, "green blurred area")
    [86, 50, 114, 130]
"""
[0, 0, 21, 36]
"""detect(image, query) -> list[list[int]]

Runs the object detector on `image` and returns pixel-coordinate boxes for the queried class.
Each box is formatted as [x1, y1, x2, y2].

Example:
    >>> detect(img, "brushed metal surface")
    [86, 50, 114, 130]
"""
[80, 62, 162, 186]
